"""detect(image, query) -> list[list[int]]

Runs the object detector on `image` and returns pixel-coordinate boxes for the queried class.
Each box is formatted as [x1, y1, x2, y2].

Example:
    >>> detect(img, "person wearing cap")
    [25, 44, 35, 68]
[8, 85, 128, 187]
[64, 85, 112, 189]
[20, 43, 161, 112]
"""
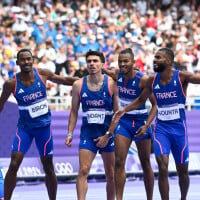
[88, 35, 99, 51]
[31, 18, 45, 44]
[54, 34, 65, 50]
[45, 21, 57, 43]
[75, 37, 90, 59]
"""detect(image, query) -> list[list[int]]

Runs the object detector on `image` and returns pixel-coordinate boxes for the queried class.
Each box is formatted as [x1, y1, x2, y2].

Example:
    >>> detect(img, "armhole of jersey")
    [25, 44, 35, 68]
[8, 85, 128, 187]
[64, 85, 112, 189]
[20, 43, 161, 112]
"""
[35, 68, 46, 87]
[135, 71, 142, 79]
[178, 71, 186, 98]
[107, 75, 112, 98]
[79, 78, 84, 100]
[152, 73, 157, 90]
[13, 74, 17, 95]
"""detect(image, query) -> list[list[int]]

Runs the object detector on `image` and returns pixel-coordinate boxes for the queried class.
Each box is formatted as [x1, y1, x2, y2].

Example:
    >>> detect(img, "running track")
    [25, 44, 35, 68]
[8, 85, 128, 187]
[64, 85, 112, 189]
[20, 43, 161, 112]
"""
[12, 175, 200, 200]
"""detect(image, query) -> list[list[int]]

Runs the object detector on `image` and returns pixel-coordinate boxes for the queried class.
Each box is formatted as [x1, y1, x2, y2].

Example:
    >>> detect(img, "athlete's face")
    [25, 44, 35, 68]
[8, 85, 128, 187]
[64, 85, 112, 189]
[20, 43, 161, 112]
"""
[153, 51, 168, 73]
[17, 51, 33, 73]
[86, 55, 103, 75]
[118, 53, 134, 75]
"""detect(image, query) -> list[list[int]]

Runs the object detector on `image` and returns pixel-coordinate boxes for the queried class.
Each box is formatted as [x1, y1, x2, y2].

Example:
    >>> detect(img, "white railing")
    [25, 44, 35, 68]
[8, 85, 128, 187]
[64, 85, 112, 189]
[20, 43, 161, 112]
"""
[47, 96, 200, 111]
[4, 93, 200, 111]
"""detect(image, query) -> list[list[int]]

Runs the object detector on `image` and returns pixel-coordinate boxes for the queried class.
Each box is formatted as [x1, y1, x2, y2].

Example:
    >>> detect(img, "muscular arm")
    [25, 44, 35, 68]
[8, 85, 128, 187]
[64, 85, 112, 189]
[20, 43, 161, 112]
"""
[38, 68, 79, 85]
[145, 93, 157, 128]
[179, 71, 200, 94]
[110, 78, 119, 112]
[0, 79, 15, 112]
[67, 80, 81, 134]
[139, 75, 157, 128]
[106, 78, 119, 133]
[124, 76, 153, 113]
[102, 67, 119, 81]
[65, 80, 81, 147]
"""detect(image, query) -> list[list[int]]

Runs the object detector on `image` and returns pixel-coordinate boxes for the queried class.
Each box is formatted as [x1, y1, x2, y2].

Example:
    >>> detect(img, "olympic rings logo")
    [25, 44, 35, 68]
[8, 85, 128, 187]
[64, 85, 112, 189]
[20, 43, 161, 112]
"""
[54, 162, 74, 175]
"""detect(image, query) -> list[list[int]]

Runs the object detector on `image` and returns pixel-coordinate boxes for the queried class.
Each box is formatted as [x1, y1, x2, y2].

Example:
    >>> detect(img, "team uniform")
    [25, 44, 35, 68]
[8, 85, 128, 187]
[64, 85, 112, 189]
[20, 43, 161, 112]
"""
[79, 75, 114, 153]
[152, 70, 189, 164]
[0, 164, 3, 199]
[12, 68, 53, 157]
[115, 72, 152, 141]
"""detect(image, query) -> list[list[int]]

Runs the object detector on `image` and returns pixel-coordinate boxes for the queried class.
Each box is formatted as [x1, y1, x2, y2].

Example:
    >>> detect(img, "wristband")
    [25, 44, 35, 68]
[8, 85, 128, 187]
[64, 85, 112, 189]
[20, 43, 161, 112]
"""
[105, 131, 113, 138]
[67, 133, 73, 137]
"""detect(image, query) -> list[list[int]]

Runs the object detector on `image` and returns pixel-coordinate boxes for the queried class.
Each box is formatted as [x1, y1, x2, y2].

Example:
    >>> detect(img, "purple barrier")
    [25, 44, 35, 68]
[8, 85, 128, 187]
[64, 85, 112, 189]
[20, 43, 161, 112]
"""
[186, 111, 200, 152]
[0, 102, 199, 158]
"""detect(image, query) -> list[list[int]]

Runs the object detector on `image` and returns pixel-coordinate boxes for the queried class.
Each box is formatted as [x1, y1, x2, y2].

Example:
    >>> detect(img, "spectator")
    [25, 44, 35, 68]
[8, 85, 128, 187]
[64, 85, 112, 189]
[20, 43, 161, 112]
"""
[0, 0, 199, 112]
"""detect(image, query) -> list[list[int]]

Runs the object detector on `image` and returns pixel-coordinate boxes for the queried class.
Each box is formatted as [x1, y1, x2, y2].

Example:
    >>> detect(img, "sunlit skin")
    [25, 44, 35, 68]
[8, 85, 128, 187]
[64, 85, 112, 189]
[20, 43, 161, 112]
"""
[103, 49, 156, 200]
[65, 51, 118, 200]
[118, 53, 134, 77]
[113, 48, 200, 200]
[86, 55, 104, 75]
[0, 49, 79, 200]
[16, 51, 33, 73]
[153, 51, 170, 73]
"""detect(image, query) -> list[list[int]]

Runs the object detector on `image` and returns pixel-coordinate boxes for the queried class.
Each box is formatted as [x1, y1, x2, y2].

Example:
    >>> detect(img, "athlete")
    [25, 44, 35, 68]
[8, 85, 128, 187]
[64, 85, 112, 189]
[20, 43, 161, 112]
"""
[113, 47, 200, 200]
[65, 50, 118, 200]
[103, 48, 156, 200]
[0, 48, 78, 200]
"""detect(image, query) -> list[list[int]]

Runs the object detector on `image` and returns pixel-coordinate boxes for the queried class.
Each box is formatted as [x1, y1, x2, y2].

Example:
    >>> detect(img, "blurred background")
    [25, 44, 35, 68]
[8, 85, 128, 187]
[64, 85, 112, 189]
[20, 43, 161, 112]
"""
[0, 0, 200, 194]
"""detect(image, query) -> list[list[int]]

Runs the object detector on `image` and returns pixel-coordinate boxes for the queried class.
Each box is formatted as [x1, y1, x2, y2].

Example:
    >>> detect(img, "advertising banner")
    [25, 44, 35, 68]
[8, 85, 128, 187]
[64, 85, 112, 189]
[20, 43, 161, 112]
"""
[1, 152, 200, 179]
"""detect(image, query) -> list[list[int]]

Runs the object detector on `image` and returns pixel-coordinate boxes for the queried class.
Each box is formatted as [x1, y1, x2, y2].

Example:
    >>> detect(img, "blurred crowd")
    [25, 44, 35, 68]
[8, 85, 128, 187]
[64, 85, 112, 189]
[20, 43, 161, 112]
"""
[0, 0, 200, 108]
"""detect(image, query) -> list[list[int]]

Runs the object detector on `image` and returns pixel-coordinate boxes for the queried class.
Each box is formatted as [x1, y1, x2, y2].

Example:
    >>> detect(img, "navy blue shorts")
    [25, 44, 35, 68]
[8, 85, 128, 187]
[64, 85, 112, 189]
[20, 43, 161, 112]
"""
[153, 119, 189, 164]
[115, 117, 152, 142]
[79, 136, 114, 154]
[12, 125, 53, 157]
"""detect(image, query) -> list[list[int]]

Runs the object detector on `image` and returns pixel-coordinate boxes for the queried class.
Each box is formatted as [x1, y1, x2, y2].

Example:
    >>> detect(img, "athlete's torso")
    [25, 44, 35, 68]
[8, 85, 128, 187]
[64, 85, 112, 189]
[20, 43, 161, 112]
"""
[14, 68, 51, 129]
[152, 70, 186, 122]
[80, 75, 113, 138]
[117, 71, 148, 120]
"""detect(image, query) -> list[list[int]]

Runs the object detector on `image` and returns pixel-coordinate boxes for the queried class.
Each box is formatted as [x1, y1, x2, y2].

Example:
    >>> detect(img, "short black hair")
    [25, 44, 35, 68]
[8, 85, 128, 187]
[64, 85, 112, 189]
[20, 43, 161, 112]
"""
[86, 50, 105, 63]
[17, 49, 32, 59]
[119, 48, 134, 59]
[158, 48, 174, 62]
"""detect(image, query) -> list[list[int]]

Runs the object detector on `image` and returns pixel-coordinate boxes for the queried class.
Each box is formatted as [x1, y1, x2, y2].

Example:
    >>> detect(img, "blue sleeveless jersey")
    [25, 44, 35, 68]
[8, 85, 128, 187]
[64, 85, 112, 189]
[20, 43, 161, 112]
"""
[152, 70, 186, 122]
[117, 71, 148, 120]
[80, 75, 113, 139]
[13, 68, 51, 129]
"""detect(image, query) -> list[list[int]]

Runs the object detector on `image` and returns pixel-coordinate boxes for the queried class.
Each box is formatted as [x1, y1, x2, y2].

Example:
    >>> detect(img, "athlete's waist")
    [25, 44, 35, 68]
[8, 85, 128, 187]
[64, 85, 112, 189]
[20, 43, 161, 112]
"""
[82, 110, 114, 116]
[125, 109, 148, 115]
[157, 103, 185, 109]
[18, 97, 48, 109]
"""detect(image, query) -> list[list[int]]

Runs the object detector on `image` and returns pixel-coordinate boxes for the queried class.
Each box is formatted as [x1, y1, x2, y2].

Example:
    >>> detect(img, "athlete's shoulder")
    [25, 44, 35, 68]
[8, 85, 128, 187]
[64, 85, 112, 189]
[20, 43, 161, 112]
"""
[107, 74, 114, 81]
[73, 77, 84, 90]
[5, 76, 15, 87]
[36, 67, 51, 76]
[2, 77, 15, 94]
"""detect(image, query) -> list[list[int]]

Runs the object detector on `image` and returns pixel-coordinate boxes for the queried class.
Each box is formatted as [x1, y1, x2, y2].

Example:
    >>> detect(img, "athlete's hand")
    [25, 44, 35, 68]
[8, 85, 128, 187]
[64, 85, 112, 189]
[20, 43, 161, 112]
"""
[113, 108, 126, 123]
[135, 125, 148, 138]
[65, 136, 73, 147]
[94, 135, 110, 148]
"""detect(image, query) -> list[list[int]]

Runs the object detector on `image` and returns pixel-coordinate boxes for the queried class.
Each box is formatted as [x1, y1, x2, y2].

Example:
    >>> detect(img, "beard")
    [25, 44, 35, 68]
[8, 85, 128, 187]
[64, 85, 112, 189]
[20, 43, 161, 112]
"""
[153, 63, 166, 72]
